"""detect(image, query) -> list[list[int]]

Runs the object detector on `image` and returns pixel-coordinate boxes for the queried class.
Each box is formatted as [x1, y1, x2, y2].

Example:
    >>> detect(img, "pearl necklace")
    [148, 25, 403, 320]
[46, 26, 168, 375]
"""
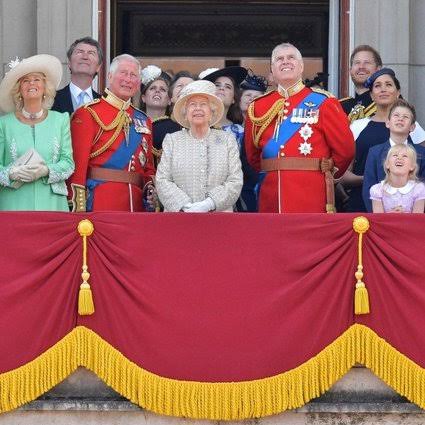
[22, 108, 44, 120]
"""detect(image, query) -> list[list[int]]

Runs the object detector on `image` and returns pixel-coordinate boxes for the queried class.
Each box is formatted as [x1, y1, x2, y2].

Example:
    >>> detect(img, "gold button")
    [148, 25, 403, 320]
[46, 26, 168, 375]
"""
[285, 101, 290, 106]
[283, 116, 288, 120]
[280, 145, 285, 149]
[280, 152, 285, 157]
[130, 166, 135, 171]
[283, 109, 288, 113]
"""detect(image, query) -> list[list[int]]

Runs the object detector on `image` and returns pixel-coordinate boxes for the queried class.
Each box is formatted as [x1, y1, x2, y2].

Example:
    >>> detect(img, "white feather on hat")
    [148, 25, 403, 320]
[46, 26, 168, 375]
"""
[198, 68, 219, 80]
[141, 65, 162, 86]
[173, 80, 224, 128]
[0, 54, 62, 113]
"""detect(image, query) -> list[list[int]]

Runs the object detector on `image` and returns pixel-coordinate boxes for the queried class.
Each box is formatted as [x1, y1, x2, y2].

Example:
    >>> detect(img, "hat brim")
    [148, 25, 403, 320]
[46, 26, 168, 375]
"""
[0, 54, 62, 113]
[202, 66, 248, 86]
[240, 81, 267, 92]
[173, 91, 224, 129]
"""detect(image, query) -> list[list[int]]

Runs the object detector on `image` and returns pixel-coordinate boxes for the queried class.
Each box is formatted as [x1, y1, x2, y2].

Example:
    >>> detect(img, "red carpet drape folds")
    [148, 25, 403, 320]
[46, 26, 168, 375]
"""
[0, 212, 424, 419]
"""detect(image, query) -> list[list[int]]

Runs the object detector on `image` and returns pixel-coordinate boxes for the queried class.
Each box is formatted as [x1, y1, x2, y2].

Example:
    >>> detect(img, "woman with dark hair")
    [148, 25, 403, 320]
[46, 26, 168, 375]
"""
[200, 66, 258, 212]
[341, 68, 425, 212]
[139, 65, 171, 120]
[151, 70, 195, 167]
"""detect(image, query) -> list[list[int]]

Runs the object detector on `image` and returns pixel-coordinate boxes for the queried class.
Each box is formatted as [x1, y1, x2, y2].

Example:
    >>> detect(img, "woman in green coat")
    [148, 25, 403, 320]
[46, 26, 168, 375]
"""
[0, 54, 74, 211]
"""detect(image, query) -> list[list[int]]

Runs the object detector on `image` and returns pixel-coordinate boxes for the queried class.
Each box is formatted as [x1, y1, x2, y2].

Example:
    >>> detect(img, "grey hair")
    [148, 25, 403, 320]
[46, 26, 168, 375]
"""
[11, 72, 56, 111]
[109, 54, 141, 77]
[271, 43, 303, 63]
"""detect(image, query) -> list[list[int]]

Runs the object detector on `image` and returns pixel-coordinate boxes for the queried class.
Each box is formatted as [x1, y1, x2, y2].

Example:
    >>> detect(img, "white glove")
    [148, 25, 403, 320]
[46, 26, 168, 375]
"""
[183, 197, 215, 213]
[9, 165, 35, 182]
[21, 163, 49, 182]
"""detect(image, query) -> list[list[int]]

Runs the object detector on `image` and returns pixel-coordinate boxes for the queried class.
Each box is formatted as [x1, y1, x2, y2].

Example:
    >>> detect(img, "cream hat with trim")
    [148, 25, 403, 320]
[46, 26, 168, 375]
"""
[0, 54, 62, 113]
[173, 80, 224, 128]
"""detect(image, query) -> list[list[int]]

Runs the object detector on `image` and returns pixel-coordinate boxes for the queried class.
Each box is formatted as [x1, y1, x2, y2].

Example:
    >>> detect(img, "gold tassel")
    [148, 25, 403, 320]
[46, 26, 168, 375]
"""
[77, 220, 95, 315]
[353, 217, 370, 315]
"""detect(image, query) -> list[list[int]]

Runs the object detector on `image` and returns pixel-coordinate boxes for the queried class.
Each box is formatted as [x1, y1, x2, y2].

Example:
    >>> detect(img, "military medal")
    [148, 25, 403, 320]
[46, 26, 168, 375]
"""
[139, 150, 147, 167]
[134, 118, 144, 133]
[134, 118, 151, 134]
[298, 123, 313, 155]
[299, 123, 313, 142]
[298, 141, 313, 156]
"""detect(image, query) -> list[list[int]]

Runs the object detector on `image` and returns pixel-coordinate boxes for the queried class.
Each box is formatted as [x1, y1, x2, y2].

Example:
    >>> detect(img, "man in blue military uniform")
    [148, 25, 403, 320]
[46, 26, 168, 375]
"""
[339, 45, 382, 123]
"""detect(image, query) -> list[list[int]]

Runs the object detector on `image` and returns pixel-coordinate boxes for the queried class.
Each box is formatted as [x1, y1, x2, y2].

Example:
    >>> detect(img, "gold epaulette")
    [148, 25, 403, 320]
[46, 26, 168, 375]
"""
[311, 87, 335, 98]
[83, 98, 101, 108]
[364, 102, 377, 117]
[152, 115, 170, 123]
[247, 96, 285, 148]
[250, 90, 275, 102]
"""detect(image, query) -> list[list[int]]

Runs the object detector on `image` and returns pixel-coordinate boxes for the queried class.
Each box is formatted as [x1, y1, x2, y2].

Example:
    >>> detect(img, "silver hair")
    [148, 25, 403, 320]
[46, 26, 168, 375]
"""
[271, 43, 303, 63]
[109, 54, 141, 77]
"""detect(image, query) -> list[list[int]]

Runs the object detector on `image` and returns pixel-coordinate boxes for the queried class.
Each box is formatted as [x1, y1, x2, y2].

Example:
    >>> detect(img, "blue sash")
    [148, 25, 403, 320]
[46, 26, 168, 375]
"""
[262, 92, 326, 159]
[86, 109, 148, 211]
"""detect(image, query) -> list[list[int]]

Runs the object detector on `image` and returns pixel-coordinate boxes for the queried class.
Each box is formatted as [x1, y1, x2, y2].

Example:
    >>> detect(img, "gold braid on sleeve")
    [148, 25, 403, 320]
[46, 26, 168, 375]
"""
[85, 107, 132, 159]
[247, 99, 285, 148]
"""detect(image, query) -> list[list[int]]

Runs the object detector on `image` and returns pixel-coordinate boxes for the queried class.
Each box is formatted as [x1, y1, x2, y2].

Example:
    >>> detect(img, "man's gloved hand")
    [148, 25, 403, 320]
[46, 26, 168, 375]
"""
[183, 197, 215, 213]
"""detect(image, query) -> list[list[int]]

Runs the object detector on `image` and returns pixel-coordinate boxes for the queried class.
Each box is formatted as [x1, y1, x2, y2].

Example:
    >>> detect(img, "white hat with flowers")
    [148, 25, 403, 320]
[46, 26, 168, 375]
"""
[173, 80, 224, 128]
[0, 54, 62, 113]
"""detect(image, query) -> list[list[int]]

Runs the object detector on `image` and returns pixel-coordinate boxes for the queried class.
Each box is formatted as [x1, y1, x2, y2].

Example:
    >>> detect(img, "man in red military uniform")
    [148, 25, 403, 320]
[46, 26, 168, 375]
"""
[245, 43, 355, 213]
[68, 54, 155, 212]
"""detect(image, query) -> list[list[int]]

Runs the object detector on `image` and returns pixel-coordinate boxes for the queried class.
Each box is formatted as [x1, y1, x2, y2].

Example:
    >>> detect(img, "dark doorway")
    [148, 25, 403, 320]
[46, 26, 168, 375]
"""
[111, 0, 329, 82]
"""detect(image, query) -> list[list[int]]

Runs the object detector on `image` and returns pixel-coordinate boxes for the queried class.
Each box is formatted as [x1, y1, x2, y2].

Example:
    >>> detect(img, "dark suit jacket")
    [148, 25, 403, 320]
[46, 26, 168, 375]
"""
[362, 140, 425, 212]
[52, 84, 100, 114]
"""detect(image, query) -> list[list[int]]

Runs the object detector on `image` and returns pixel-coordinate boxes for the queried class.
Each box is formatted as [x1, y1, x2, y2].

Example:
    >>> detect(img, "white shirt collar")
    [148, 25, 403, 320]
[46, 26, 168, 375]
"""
[389, 138, 408, 147]
[69, 81, 94, 101]
[382, 179, 415, 195]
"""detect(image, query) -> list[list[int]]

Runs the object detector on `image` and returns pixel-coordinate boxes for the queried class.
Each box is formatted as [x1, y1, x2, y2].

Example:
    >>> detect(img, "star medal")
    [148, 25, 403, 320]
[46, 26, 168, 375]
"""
[299, 123, 313, 142]
[298, 141, 313, 156]
[139, 150, 147, 167]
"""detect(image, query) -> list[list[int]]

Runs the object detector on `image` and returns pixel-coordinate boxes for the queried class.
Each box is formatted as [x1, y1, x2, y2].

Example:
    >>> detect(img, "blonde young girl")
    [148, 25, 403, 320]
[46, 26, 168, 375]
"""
[370, 144, 425, 213]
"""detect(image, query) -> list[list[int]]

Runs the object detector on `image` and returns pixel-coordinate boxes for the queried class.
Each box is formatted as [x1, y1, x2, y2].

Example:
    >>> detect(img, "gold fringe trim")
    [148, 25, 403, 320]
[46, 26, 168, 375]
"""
[1, 325, 425, 419]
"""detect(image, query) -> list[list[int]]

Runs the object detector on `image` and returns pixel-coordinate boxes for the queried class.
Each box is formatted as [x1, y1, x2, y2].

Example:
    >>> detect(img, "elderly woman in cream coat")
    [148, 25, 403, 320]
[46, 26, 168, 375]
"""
[155, 80, 243, 212]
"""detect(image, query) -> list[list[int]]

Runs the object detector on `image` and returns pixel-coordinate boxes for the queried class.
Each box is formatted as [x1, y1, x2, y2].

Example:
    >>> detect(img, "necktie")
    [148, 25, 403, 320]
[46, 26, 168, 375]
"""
[77, 91, 88, 107]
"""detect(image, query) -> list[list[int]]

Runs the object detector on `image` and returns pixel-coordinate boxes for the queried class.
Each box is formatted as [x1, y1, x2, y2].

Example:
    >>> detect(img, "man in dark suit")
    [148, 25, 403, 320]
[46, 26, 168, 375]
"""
[52, 36, 103, 114]
[362, 99, 425, 212]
